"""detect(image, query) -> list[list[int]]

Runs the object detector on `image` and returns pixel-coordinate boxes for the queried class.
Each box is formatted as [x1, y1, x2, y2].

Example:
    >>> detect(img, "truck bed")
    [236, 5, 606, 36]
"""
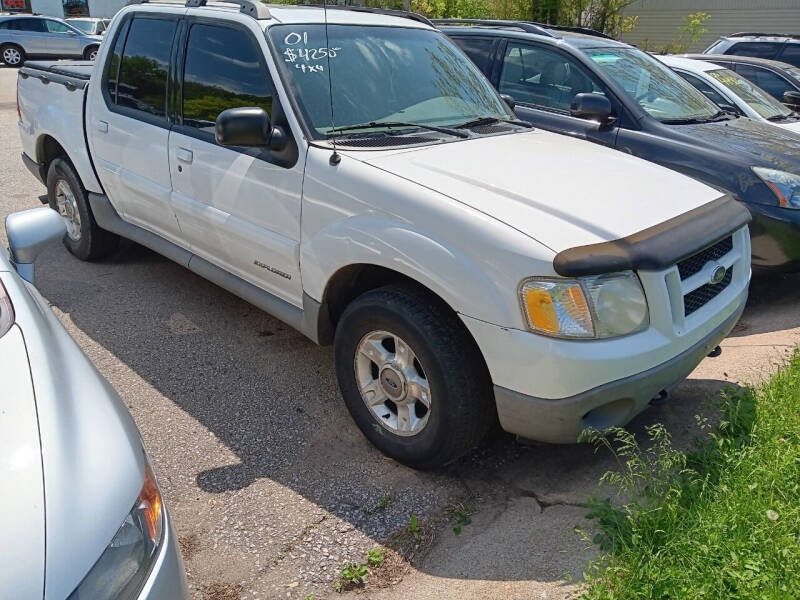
[22, 60, 94, 81]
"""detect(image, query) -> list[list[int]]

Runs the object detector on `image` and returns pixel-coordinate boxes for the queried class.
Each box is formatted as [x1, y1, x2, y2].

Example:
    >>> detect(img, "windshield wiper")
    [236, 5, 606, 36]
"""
[329, 121, 468, 139]
[661, 110, 733, 125]
[453, 116, 534, 129]
[767, 112, 797, 122]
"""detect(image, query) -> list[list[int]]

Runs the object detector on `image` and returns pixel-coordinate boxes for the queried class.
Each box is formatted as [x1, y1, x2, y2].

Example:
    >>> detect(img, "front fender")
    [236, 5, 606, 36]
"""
[301, 214, 522, 328]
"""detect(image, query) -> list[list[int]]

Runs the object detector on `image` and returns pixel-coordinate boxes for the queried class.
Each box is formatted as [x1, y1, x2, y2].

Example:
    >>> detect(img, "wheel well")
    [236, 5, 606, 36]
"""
[37, 135, 67, 176]
[322, 264, 485, 354]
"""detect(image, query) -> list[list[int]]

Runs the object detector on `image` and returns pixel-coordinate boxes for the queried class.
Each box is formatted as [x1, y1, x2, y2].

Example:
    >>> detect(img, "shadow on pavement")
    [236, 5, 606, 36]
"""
[31, 237, 764, 583]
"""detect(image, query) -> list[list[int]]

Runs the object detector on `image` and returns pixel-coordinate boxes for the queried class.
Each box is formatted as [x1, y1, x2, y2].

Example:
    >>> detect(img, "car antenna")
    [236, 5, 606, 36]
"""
[323, 0, 341, 166]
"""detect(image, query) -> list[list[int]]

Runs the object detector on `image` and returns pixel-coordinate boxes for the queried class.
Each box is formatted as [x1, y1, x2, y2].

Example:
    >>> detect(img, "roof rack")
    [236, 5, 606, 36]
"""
[128, 0, 271, 19]
[530, 22, 613, 40]
[728, 32, 800, 40]
[301, 5, 433, 27]
[432, 19, 555, 37]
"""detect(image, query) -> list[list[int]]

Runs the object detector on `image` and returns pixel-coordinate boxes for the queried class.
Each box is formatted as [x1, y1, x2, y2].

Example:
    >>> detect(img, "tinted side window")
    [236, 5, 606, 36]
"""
[779, 44, 800, 68]
[499, 42, 605, 112]
[727, 42, 781, 59]
[14, 19, 47, 32]
[679, 71, 731, 108]
[181, 24, 272, 132]
[116, 17, 177, 119]
[0, 22, 9, 30]
[453, 36, 495, 76]
[735, 64, 792, 101]
[105, 18, 130, 103]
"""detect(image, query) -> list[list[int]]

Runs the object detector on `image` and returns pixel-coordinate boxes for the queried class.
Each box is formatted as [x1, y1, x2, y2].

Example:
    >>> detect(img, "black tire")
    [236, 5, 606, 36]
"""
[1, 44, 25, 67]
[46, 157, 119, 261]
[83, 45, 99, 61]
[334, 283, 496, 469]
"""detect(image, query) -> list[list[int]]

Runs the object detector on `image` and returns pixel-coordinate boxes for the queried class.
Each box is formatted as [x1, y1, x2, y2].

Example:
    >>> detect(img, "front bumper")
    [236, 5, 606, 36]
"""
[748, 203, 800, 271]
[493, 300, 745, 444]
[137, 509, 188, 599]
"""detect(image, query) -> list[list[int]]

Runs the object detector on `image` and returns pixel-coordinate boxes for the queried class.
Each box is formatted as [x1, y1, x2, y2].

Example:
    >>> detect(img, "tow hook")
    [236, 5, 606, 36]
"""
[707, 345, 722, 358]
[650, 389, 669, 405]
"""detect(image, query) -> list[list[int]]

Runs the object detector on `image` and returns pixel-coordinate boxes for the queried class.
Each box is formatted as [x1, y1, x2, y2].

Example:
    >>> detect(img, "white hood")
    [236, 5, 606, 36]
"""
[776, 120, 800, 135]
[359, 129, 724, 252]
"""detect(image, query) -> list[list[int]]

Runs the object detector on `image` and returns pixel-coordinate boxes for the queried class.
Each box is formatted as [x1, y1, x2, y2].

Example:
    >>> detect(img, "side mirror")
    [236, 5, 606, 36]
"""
[215, 107, 287, 151]
[782, 90, 800, 109]
[5, 208, 65, 284]
[570, 92, 614, 125]
[500, 94, 516, 111]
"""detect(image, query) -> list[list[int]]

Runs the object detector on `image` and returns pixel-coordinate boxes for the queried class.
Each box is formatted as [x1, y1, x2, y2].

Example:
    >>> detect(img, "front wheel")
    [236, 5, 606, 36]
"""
[1, 44, 25, 67]
[334, 284, 495, 469]
[83, 45, 99, 61]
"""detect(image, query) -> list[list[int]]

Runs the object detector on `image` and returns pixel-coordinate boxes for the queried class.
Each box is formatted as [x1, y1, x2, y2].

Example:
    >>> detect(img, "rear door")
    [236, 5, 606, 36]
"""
[492, 40, 619, 146]
[86, 12, 184, 244]
[10, 18, 49, 56]
[43, 19, 82, 57]
[167, 19, 304, 305]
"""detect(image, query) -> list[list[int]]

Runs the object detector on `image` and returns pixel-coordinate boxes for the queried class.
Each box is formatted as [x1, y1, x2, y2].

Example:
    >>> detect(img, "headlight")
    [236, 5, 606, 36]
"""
[752, 167, 800, 208]
[520, 271, 649, 339]
[68, 460, 163, 600]
[0, 279, 14, 339]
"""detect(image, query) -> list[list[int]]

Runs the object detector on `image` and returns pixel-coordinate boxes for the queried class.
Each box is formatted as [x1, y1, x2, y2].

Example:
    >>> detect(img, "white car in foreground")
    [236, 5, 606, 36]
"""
[663, 54, 800, 134]
[17, 2, 751, 468]
[1, 208, 187, 599]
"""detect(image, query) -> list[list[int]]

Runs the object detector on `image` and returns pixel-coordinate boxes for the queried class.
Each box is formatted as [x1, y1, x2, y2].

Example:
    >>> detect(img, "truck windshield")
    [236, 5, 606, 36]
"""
[268, 24, 513, 139]
[583, 47, 720, 123]
[707, 68, 793, 120]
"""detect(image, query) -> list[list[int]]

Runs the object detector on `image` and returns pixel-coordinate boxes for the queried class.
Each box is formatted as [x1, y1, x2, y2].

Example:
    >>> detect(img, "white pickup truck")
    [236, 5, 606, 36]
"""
[17, 1, 751, 469]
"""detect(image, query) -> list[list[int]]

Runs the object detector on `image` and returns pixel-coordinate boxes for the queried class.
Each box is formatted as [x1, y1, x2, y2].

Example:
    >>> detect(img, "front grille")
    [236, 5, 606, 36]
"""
[677, 236, 733, 280]
[684, 269, 733, 316]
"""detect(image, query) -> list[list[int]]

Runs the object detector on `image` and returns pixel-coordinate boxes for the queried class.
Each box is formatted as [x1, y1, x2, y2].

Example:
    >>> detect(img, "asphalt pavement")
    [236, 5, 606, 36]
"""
[2, 64, 799, 600]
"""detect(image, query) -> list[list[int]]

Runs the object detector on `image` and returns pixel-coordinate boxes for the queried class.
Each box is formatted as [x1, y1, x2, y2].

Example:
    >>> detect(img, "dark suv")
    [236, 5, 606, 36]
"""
[438, 19, 800, 271]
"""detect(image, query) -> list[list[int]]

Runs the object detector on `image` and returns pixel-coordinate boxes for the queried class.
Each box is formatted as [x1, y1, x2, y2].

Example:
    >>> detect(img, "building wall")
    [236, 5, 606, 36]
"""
[621, 0, 800, 52]
[29, 0, 126, 17]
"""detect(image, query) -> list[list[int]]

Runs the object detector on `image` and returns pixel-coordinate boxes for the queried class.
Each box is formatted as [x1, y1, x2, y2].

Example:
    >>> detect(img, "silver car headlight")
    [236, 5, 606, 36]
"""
[0, 280, 14, 339]
[68, 460, 164, 600]
[752, 167, 800, 209]
[519, 271, 649, 339]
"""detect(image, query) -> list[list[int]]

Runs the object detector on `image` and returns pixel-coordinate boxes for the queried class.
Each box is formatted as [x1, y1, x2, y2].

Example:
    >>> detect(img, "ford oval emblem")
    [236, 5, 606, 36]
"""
[710, 264, 727, 285]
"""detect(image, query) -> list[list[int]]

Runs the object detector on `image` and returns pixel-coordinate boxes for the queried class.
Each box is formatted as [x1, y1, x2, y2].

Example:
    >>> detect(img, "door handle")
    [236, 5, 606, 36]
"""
[176, 147, 193, 164]
[96, 120, 108, 133]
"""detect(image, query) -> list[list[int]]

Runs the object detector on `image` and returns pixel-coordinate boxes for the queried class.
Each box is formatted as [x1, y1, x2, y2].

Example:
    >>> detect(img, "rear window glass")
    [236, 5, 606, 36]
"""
[727, 42, 782, 59]
[115, 17, 177, 119]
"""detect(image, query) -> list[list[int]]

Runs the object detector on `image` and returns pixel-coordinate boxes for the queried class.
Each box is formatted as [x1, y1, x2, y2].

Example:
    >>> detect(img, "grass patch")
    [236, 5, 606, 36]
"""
[580, 353, 800, 599]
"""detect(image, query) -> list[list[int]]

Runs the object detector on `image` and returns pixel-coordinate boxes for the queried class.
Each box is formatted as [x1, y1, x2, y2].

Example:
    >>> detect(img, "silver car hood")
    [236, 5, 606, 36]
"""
[1, 264, 145, 600]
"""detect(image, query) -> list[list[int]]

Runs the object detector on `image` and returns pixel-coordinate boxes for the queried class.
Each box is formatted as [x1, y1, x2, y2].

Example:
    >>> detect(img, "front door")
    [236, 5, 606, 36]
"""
[496, 40, 619, 147]
[43, 19, 82, 57]
[168, 20, 304, 305]
[86, 13, 184, 245]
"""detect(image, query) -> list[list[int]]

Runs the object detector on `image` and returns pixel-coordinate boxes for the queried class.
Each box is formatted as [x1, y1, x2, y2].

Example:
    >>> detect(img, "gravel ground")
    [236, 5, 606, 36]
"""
[2, 64, 799, 600]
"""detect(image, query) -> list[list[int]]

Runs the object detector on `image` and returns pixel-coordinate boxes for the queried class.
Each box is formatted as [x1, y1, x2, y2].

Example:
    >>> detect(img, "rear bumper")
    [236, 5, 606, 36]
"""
[493, 296, 745, 444]
[21, 152, 46, 185]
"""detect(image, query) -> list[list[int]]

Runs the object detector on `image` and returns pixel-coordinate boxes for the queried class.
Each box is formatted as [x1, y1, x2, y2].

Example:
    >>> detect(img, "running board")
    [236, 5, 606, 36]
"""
[87, 193, 332, 344]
